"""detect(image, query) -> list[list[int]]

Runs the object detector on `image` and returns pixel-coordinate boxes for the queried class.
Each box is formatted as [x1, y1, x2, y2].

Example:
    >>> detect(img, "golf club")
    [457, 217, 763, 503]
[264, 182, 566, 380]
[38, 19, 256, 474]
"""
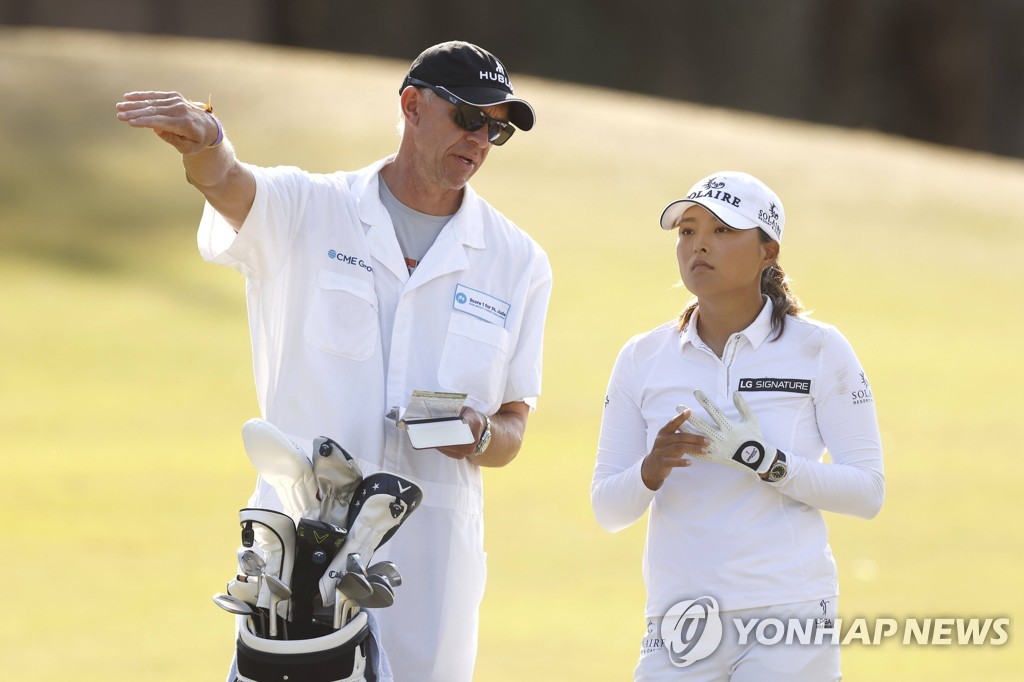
[266, 574, 292, 639]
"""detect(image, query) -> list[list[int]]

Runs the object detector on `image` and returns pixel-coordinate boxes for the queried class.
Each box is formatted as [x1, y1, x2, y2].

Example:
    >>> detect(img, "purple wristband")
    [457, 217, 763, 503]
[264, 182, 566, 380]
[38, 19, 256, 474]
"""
[207, 114, 224, 148]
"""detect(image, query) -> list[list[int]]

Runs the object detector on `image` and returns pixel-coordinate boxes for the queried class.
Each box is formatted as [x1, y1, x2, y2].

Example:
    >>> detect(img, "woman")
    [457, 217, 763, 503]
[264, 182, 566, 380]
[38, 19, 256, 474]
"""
[591, 171, 884, 681]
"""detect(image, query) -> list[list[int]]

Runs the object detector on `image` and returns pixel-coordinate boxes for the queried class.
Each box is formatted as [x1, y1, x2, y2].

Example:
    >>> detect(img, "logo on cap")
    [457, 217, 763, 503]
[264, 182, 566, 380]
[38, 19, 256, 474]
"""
[687, 177, 741, 208]
[758, 202, 782, 238]
[480, 60, 511, 89]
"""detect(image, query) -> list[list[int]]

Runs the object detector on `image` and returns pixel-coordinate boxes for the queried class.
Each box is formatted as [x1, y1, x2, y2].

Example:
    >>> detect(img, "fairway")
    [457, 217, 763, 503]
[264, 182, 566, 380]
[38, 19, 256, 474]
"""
[1, 27, 1021, 681]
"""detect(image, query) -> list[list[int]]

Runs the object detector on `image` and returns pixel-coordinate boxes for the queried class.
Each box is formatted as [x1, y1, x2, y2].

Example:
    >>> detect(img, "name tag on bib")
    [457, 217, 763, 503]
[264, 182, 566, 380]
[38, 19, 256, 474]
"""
[453, 284, 510, 328]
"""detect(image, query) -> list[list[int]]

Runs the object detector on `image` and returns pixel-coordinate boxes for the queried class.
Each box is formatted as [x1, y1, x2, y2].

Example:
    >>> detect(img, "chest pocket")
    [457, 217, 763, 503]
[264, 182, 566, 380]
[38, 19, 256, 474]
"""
[304, 270, 379, 361]
[437, 313, 511, 403]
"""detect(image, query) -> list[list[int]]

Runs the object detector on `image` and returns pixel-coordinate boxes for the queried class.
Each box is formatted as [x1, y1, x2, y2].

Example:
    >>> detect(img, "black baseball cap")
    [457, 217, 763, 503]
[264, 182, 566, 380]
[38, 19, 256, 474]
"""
[400, 41, 536, 131]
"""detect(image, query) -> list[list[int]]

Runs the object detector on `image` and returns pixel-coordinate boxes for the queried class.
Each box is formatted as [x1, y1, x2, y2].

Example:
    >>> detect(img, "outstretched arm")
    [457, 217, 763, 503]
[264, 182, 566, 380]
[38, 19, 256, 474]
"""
[115, 91, 255, 230]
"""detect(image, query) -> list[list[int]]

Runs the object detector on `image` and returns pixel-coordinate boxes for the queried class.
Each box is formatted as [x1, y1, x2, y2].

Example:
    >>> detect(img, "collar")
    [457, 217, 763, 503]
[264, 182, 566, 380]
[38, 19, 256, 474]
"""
[352, 156, 487, 251]
[679, 296, 775, 351]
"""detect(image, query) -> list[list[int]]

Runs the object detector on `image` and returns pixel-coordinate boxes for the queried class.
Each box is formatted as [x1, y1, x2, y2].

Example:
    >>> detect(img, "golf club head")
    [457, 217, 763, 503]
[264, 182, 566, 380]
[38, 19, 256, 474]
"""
[367, 560, 402, 587]
[238, 547, 267, 577]
[346, 553, 368, 578]
[213, 593, 256, 616]
[338, 571, 373, 601]
[266, 574, 292, 601]
[357, 574, 395, 608]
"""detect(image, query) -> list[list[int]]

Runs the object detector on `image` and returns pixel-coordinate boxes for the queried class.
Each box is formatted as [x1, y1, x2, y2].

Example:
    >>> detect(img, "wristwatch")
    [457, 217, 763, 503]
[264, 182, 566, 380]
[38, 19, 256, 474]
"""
[764, 451, 788, 483]
[472, 415, 492, 457]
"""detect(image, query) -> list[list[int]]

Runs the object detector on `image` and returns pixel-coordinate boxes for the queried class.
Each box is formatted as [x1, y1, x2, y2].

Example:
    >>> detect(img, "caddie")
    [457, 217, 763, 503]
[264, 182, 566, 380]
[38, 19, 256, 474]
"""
[116, 40, 552, 682]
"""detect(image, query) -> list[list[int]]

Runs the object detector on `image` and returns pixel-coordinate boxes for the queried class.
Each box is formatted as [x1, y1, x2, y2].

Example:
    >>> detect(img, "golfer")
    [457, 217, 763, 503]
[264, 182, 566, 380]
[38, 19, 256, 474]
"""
[117, 41, 552, 682]
[591, 171, 884, 681]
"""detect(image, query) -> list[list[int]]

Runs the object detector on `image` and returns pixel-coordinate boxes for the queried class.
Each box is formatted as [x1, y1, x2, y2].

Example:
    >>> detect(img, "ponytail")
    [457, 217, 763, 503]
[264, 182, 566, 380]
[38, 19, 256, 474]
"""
[759, 261, 803, 339]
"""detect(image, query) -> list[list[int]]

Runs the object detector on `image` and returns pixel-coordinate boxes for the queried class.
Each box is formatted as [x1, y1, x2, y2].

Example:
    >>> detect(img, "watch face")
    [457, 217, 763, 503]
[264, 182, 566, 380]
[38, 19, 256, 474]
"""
[768, 462, 787, 482]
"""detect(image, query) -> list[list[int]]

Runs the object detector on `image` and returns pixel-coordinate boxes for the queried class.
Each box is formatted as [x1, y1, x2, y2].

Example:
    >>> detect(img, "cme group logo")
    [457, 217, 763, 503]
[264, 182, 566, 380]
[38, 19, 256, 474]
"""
[328, 249, 337, 259]
[662, 596, 723, 668]
[455, 292, 468, 304]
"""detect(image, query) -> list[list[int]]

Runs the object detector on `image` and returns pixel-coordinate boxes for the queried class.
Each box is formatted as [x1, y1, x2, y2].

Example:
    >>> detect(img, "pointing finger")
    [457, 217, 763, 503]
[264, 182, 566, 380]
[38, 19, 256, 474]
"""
[659, 409, 690, 436]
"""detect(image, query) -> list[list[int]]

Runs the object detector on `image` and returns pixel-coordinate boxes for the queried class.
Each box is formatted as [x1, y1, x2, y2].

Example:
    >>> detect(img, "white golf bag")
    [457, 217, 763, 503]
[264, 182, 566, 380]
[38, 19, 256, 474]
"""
[218, 420, 424, 682]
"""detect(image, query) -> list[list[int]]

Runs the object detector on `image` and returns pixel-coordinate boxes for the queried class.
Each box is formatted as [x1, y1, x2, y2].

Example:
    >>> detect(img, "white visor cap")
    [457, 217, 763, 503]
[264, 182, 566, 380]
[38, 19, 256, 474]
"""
[659, 171, 785, 242]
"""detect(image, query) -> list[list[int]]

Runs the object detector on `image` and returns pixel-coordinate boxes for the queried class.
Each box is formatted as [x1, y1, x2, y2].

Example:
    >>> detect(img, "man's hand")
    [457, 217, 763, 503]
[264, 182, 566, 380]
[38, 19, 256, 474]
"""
[640, 409, 708, 490]
[115, 90, 255, 230]
[678, 390, 780, 477]
[115, 91, 221, 154]
[435, 402, 529, 467]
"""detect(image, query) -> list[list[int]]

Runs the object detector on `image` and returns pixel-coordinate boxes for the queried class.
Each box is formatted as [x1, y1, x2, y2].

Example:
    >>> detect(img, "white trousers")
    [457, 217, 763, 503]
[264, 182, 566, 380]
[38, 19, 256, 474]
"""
[635, 597, 841, 682]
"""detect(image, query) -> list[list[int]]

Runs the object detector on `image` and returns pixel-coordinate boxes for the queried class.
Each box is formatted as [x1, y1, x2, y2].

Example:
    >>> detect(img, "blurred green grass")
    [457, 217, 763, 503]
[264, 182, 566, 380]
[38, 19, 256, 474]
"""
[1, 27, 1021, 681]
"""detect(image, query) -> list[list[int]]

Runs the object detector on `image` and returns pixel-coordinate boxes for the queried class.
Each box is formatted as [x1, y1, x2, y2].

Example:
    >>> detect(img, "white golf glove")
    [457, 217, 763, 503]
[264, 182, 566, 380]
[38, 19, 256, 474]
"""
[677, 390, 779, 477]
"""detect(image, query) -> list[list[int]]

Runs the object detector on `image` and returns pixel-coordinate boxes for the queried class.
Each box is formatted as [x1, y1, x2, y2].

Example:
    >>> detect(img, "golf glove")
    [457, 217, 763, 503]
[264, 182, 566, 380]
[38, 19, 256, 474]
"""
[678, 390, 780, 477]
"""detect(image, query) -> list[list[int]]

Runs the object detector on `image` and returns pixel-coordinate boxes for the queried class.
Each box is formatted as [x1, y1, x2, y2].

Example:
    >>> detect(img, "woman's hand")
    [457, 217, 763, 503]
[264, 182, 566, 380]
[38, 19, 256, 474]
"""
[640, 408, 709, 490]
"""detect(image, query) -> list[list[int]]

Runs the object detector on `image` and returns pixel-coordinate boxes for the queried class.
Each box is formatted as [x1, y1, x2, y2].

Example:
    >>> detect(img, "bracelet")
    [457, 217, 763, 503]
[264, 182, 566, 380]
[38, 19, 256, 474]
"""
[207, 113, 224, 148]
[190, 98, 223, 148]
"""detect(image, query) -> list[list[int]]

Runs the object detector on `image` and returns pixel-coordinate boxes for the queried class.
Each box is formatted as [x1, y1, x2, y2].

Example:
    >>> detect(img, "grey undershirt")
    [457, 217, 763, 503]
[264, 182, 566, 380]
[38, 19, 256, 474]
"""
[378, 174, 452, 274]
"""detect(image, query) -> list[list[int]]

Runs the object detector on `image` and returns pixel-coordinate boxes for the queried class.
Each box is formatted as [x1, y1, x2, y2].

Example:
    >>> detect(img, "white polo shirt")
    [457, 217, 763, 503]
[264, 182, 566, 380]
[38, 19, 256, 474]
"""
[591, 299, 884, 617]
[198, 158, 552, 681]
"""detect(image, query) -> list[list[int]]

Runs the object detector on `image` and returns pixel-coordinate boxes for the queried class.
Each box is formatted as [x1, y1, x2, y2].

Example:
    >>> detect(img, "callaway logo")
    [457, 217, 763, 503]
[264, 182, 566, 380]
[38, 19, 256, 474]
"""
[313, 530, 330, 544]
[397, 482, 412, 494]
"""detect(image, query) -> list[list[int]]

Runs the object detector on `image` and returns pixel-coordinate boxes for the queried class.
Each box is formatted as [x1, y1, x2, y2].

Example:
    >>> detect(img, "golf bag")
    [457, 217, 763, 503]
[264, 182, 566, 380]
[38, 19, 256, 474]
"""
[234, 611, 371, 682]
[217, 421, 425, 682]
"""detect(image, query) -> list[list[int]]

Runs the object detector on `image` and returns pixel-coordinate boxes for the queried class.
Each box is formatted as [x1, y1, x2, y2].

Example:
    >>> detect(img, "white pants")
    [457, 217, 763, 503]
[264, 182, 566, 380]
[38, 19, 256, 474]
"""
[635, 597, 841, 682]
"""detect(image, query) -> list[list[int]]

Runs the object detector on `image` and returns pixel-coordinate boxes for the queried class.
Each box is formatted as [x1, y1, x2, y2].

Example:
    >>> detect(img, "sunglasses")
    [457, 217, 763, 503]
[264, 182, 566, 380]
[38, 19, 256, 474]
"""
[406, 78, 516, 146]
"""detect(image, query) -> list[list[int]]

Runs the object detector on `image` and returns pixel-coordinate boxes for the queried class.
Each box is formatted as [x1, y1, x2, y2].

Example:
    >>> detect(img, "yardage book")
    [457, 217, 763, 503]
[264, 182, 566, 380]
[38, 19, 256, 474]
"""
[395, 390, 475, 450]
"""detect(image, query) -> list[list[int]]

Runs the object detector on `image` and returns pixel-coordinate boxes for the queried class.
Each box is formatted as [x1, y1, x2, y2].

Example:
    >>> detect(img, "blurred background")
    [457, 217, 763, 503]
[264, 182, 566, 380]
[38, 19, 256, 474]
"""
[4, 0, 1024, 159]
[1, 2, 1022, 681]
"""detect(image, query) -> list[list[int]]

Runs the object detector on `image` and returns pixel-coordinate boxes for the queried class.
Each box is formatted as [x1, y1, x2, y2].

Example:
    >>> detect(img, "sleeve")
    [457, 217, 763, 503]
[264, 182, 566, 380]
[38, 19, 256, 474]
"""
[590, 340, 657, 532]
[196, 164, 316, 281]
[501, 249, 553, 408]
[772, 327, 885, 519]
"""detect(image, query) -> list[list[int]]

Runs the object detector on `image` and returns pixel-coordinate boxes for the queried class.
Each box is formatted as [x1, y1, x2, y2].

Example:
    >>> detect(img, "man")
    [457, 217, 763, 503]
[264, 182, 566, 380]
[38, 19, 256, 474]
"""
[116, 41, 552, 681]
